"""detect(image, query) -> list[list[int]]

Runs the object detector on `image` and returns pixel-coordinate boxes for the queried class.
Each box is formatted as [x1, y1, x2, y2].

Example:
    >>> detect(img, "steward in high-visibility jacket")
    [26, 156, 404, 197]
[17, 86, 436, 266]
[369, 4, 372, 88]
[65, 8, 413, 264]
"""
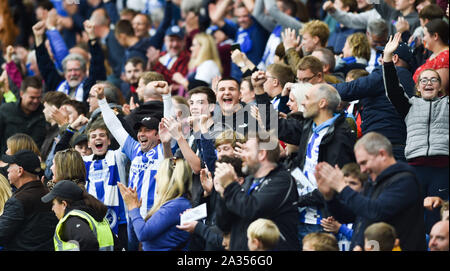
[54, 209, 114, 251]
[41, 180, 116, 251]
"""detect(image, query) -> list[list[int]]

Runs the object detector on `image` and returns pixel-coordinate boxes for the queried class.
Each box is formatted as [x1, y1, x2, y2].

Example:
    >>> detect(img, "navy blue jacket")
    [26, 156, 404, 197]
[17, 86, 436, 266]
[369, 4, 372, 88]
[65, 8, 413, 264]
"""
[333, 65, 415, 145]
[326, 162, 426, 251]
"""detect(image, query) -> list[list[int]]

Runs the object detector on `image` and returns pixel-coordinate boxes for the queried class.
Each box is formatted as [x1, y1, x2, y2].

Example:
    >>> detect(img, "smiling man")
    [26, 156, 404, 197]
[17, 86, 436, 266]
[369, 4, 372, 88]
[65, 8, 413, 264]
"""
[95, 84, 167, 250]
[315, 132, 427, 251]
[0, 76, 46, 154]
[213, 77, 260, 136]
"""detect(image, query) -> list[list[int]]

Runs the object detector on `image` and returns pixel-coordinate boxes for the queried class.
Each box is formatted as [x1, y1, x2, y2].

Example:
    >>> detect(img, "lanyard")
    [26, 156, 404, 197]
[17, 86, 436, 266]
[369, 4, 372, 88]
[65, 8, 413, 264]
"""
[247, 177, 265, 196]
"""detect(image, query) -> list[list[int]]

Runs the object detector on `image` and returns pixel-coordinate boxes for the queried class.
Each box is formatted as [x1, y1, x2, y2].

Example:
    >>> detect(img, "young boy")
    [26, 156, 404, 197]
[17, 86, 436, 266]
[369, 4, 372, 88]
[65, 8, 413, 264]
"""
[364, 222, 401, 251]
[302, 232, 339, 251]
[214, 129, 246, 161]
[83, 118, 128, 247]
[247, 218, 280, 251]
[320, 162, 367, 251]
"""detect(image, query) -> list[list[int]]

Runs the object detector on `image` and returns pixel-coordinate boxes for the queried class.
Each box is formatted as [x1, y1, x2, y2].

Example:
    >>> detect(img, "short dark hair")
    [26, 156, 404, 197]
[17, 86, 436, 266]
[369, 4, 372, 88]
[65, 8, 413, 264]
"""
[241, 76, 254, 92]
[297, 56, 324, 74]
[36, 0, 54, 10]
[115, 19, 135, 37]
[21, 76, 43, 93]
[188, 86, 216, 104]
[218, 76, 240, 90]
[419, 4, 445, 21]
[125, 57, 145, 68]
[42, 91, 70, 108]
[425, 18, 449, 44]
[218, 156, 244, 178]
[279, 0, 297, 16]
[61, 99, 88, 116]
[86, 117, 110, 140]
[341, 163, 368, 185]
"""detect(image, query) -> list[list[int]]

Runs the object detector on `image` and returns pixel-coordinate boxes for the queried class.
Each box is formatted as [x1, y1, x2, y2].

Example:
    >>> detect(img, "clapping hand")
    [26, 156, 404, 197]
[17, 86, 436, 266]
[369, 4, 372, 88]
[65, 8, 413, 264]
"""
[200, 168, 213, 197]
[320, 216, 341, 234]
[162, 116, 183, 140]
[315, 162, 346, 193]
[117, 183, 142, 211]
[158, 120, 172, 144]
[214, 162, 237, 189]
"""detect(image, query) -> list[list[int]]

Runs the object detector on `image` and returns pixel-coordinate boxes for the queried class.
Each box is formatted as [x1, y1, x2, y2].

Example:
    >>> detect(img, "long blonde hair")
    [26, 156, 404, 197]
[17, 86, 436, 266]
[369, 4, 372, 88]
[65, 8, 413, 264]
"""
[6, 133, 41, 157]
[188, 33, 223, 74]
[0, 174, 12, 215]
[145, 158, 192, 221]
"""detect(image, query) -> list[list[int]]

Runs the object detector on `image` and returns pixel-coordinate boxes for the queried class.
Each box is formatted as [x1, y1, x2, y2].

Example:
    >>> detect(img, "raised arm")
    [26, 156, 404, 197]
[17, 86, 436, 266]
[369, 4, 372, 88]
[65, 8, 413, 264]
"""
[264, 0, 302, 30]
[83, 20, 107, 101]
[33, 21, 64, 92]
[252, 0, 277, 32]
[382, 33, 411, 119]
[95, 85, 129, 147]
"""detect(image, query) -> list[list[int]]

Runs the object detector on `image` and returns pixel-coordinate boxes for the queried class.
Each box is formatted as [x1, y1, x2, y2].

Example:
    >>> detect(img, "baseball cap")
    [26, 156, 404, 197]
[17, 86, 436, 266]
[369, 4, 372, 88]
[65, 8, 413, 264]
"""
[71, 134, 88, 148]
[1, 150, 43, 176]
[134, 116, 160, 131]
[165, 25, 185, 39]
[377, 42, 414, 68]
[41, 180, 84, 203]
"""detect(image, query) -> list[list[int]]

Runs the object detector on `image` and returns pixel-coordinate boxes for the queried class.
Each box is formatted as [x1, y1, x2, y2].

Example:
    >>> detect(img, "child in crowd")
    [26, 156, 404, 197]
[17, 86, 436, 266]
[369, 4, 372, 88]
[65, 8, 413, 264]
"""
[302, 232, 339, 251]
[83, 118, 128, 248]
[364, 222, 401, 251]
[247, 218, 280, 251]
[320, 163, 367, 251]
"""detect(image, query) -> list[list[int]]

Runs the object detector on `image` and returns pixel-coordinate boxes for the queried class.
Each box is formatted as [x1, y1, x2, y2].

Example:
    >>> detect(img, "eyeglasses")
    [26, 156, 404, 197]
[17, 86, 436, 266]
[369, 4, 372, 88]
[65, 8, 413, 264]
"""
[296, 74, 317, 83]
[419, 77, 440, 85]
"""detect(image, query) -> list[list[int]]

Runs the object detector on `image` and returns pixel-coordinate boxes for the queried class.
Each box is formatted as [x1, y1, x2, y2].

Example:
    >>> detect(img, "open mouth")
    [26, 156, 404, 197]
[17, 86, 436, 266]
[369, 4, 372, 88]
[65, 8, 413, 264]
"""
[139, 138, 148, 145]
[222, 98, 233, 104]
[94, 142, 104, 150]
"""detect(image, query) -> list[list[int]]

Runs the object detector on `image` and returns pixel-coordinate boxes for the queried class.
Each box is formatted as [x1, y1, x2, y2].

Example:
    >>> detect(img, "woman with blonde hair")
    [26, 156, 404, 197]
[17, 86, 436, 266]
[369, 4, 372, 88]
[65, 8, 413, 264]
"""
[49, 149, 87, 190]
[118, 158, 192, 251]
[335, 32, 371, 76]
[0, 174, 12, 215]
[0, 133, 43, 178]
[172, 33, 222, 92]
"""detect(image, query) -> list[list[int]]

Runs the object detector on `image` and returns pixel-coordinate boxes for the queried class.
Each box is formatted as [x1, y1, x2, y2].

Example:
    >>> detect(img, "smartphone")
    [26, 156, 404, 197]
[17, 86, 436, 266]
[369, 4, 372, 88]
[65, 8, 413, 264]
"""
[231, 43, 241, 51]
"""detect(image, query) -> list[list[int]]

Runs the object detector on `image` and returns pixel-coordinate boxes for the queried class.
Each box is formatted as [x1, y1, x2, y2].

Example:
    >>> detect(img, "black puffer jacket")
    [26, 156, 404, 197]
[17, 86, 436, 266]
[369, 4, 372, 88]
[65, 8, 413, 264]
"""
[216, 165, 300, 251]
[0, 180, 58, 251]
[274, 110, 357, 170]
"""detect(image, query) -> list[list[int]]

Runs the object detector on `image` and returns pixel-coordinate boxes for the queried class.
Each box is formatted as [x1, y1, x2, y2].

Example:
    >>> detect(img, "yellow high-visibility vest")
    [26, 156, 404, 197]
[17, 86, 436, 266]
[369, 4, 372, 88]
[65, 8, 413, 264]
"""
[54, 209, 114, 251]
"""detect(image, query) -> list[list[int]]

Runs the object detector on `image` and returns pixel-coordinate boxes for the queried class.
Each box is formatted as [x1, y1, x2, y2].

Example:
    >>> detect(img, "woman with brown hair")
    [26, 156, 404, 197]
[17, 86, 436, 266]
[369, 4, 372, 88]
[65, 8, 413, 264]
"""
[49, 148, 87, 190]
